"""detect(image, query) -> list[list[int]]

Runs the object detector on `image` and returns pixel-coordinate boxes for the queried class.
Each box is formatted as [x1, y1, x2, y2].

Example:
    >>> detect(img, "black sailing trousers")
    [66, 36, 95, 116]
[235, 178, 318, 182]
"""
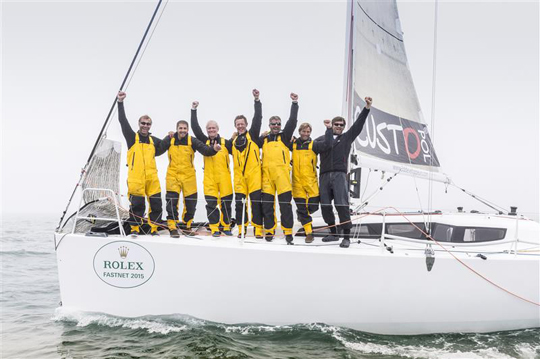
[319, 171, 352, 232]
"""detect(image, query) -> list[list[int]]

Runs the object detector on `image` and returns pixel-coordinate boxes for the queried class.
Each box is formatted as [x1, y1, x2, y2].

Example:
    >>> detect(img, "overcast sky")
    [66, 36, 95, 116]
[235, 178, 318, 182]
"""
[2, 0, 538, 222]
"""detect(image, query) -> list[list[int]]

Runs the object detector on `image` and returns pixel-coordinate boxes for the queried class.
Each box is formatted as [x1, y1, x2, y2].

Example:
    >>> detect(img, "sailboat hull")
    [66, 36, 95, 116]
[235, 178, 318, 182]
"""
[55, 232, 539, 335]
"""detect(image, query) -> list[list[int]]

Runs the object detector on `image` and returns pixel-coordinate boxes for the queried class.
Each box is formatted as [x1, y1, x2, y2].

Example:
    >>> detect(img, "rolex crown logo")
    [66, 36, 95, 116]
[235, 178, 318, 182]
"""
[118, 246, 129, 259]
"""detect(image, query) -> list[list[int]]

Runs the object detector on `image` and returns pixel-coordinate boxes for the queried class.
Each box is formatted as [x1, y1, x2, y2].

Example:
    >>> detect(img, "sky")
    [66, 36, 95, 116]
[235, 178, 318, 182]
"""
[1, 0, 539, 222]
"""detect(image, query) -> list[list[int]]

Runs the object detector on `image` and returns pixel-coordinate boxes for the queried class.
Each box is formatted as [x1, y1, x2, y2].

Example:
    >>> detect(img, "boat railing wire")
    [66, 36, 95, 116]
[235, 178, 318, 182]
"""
[57, 195, 540, 307]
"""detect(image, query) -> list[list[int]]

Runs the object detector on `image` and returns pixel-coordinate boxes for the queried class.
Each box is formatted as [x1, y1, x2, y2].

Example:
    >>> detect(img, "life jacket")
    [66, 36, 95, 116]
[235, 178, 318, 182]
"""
[292, 138, 317, 184]
[167, 136, 195, 178]
[232, 132, 261, 178]
[205, 137, 231, 178]
[126, 132, 158, 182]
[261, 134, 291, 170]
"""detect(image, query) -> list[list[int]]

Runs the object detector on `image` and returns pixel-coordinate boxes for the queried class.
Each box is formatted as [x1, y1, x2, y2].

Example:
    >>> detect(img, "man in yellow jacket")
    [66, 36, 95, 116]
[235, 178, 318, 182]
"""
[190, 101, 234, 237]
[291, 120, 333, 243]
[161, 120, 219, 237]
[231, 89, 263, 238]
[260, 93, 299, 244]
[117, 91, 167, 236]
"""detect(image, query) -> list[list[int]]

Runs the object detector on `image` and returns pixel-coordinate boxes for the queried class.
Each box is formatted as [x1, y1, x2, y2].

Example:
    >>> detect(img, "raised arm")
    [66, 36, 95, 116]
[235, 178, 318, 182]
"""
[190, 101, 208, 143]
[344, 97, 372, 142]
[249, 89, 262, 139]
[192, 136, 217, 157]
[313, 120, 333, 154]
[117, 91, 136, 148]
[282, 92, 299, 142]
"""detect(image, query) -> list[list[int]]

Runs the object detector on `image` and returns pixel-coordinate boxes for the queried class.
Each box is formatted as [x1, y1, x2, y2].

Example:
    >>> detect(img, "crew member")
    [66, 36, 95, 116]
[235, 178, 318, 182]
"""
[232, 89, 263, 238]
[117, 91, 167, 236]
[291, 120, 333, 243]
[161, 120, 218, 238]
[190, 101, 234, 237]
[260, 93, 299, 244]
[319, 97, 372, 248]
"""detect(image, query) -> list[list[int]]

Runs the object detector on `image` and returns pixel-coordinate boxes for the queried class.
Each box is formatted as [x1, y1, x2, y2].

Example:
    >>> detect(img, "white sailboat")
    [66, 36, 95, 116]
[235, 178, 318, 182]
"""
[54, 0, 540, 335]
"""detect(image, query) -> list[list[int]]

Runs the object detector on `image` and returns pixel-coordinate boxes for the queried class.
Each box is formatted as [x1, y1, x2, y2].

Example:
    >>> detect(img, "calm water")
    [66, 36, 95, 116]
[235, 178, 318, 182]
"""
[1, 215, 539, 359]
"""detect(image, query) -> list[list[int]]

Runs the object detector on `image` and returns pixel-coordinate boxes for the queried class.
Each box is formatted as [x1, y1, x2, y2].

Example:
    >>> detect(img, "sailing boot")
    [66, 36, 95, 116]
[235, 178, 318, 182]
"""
[322, 225, 339, 242]
[303, 223, 314, 243]
[237, 226, 248, 239]
[340, 229, 351, 248]
[255, 226, 264, 239]
[222, 224, 233, 236]
[167, 220, 180, 238]
[130, 225, 140, 238]
[285, 234, 294, 245]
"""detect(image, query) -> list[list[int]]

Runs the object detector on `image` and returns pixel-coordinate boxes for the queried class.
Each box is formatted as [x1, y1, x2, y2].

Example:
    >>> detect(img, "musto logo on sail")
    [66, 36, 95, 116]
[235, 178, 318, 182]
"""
[93, 241, 155, 288]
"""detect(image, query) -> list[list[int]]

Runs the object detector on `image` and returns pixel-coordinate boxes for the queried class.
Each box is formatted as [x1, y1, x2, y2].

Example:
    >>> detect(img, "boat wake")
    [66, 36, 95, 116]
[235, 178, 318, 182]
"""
[52, 308, 191, 334]
[51, 308, 540, 358]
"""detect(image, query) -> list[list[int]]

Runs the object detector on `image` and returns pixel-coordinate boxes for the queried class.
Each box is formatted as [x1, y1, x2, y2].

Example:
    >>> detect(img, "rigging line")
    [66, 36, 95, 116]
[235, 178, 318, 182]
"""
[451, 182, 507, 214]
[56, 0, 165, 232]
[388, 206, 540, 307]
[397, 114, 429, 230]
[356, 1, 403, 43]
[105, 0, 170, 135]
[353, 172, 398, 213]
[88, 0, 165, 165]
[359, 168, 371, 203]
[427, 0, 439, 231]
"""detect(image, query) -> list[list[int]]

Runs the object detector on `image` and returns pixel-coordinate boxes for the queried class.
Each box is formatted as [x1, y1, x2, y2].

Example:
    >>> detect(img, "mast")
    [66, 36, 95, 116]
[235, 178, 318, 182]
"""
[56, 0, 165, 231]
[342, 0, 355, 125]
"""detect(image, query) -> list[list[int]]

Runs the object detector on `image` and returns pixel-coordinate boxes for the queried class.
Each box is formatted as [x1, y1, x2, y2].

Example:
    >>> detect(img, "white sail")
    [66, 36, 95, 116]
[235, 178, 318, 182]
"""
[344, 0, 449, 183]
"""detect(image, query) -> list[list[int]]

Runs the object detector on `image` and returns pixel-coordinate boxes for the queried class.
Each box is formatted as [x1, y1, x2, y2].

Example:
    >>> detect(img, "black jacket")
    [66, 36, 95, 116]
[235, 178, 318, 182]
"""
[117, 102, 166, 156]
[190, 109, 233, 154]
[258, 102, 299, 148]
[318, 107, 370, 175]
[234, 100, 263, 151]
[160, 133, 217, 157]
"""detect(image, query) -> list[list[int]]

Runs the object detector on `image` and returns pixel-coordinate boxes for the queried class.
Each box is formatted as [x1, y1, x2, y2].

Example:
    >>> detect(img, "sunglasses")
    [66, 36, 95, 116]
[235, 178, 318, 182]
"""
[270, 122, 281, 126]
[140, 121, 152, 126]
[333, 123, 345, 127]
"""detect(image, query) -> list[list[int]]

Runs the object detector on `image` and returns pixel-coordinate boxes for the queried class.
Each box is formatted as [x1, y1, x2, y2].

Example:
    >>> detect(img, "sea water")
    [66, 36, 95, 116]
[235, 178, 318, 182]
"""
[2, 215, 539, 359]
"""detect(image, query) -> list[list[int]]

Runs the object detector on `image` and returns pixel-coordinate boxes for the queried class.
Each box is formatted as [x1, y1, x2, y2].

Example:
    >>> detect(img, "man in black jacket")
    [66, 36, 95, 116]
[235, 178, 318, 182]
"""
[318, 96, 372, 248]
